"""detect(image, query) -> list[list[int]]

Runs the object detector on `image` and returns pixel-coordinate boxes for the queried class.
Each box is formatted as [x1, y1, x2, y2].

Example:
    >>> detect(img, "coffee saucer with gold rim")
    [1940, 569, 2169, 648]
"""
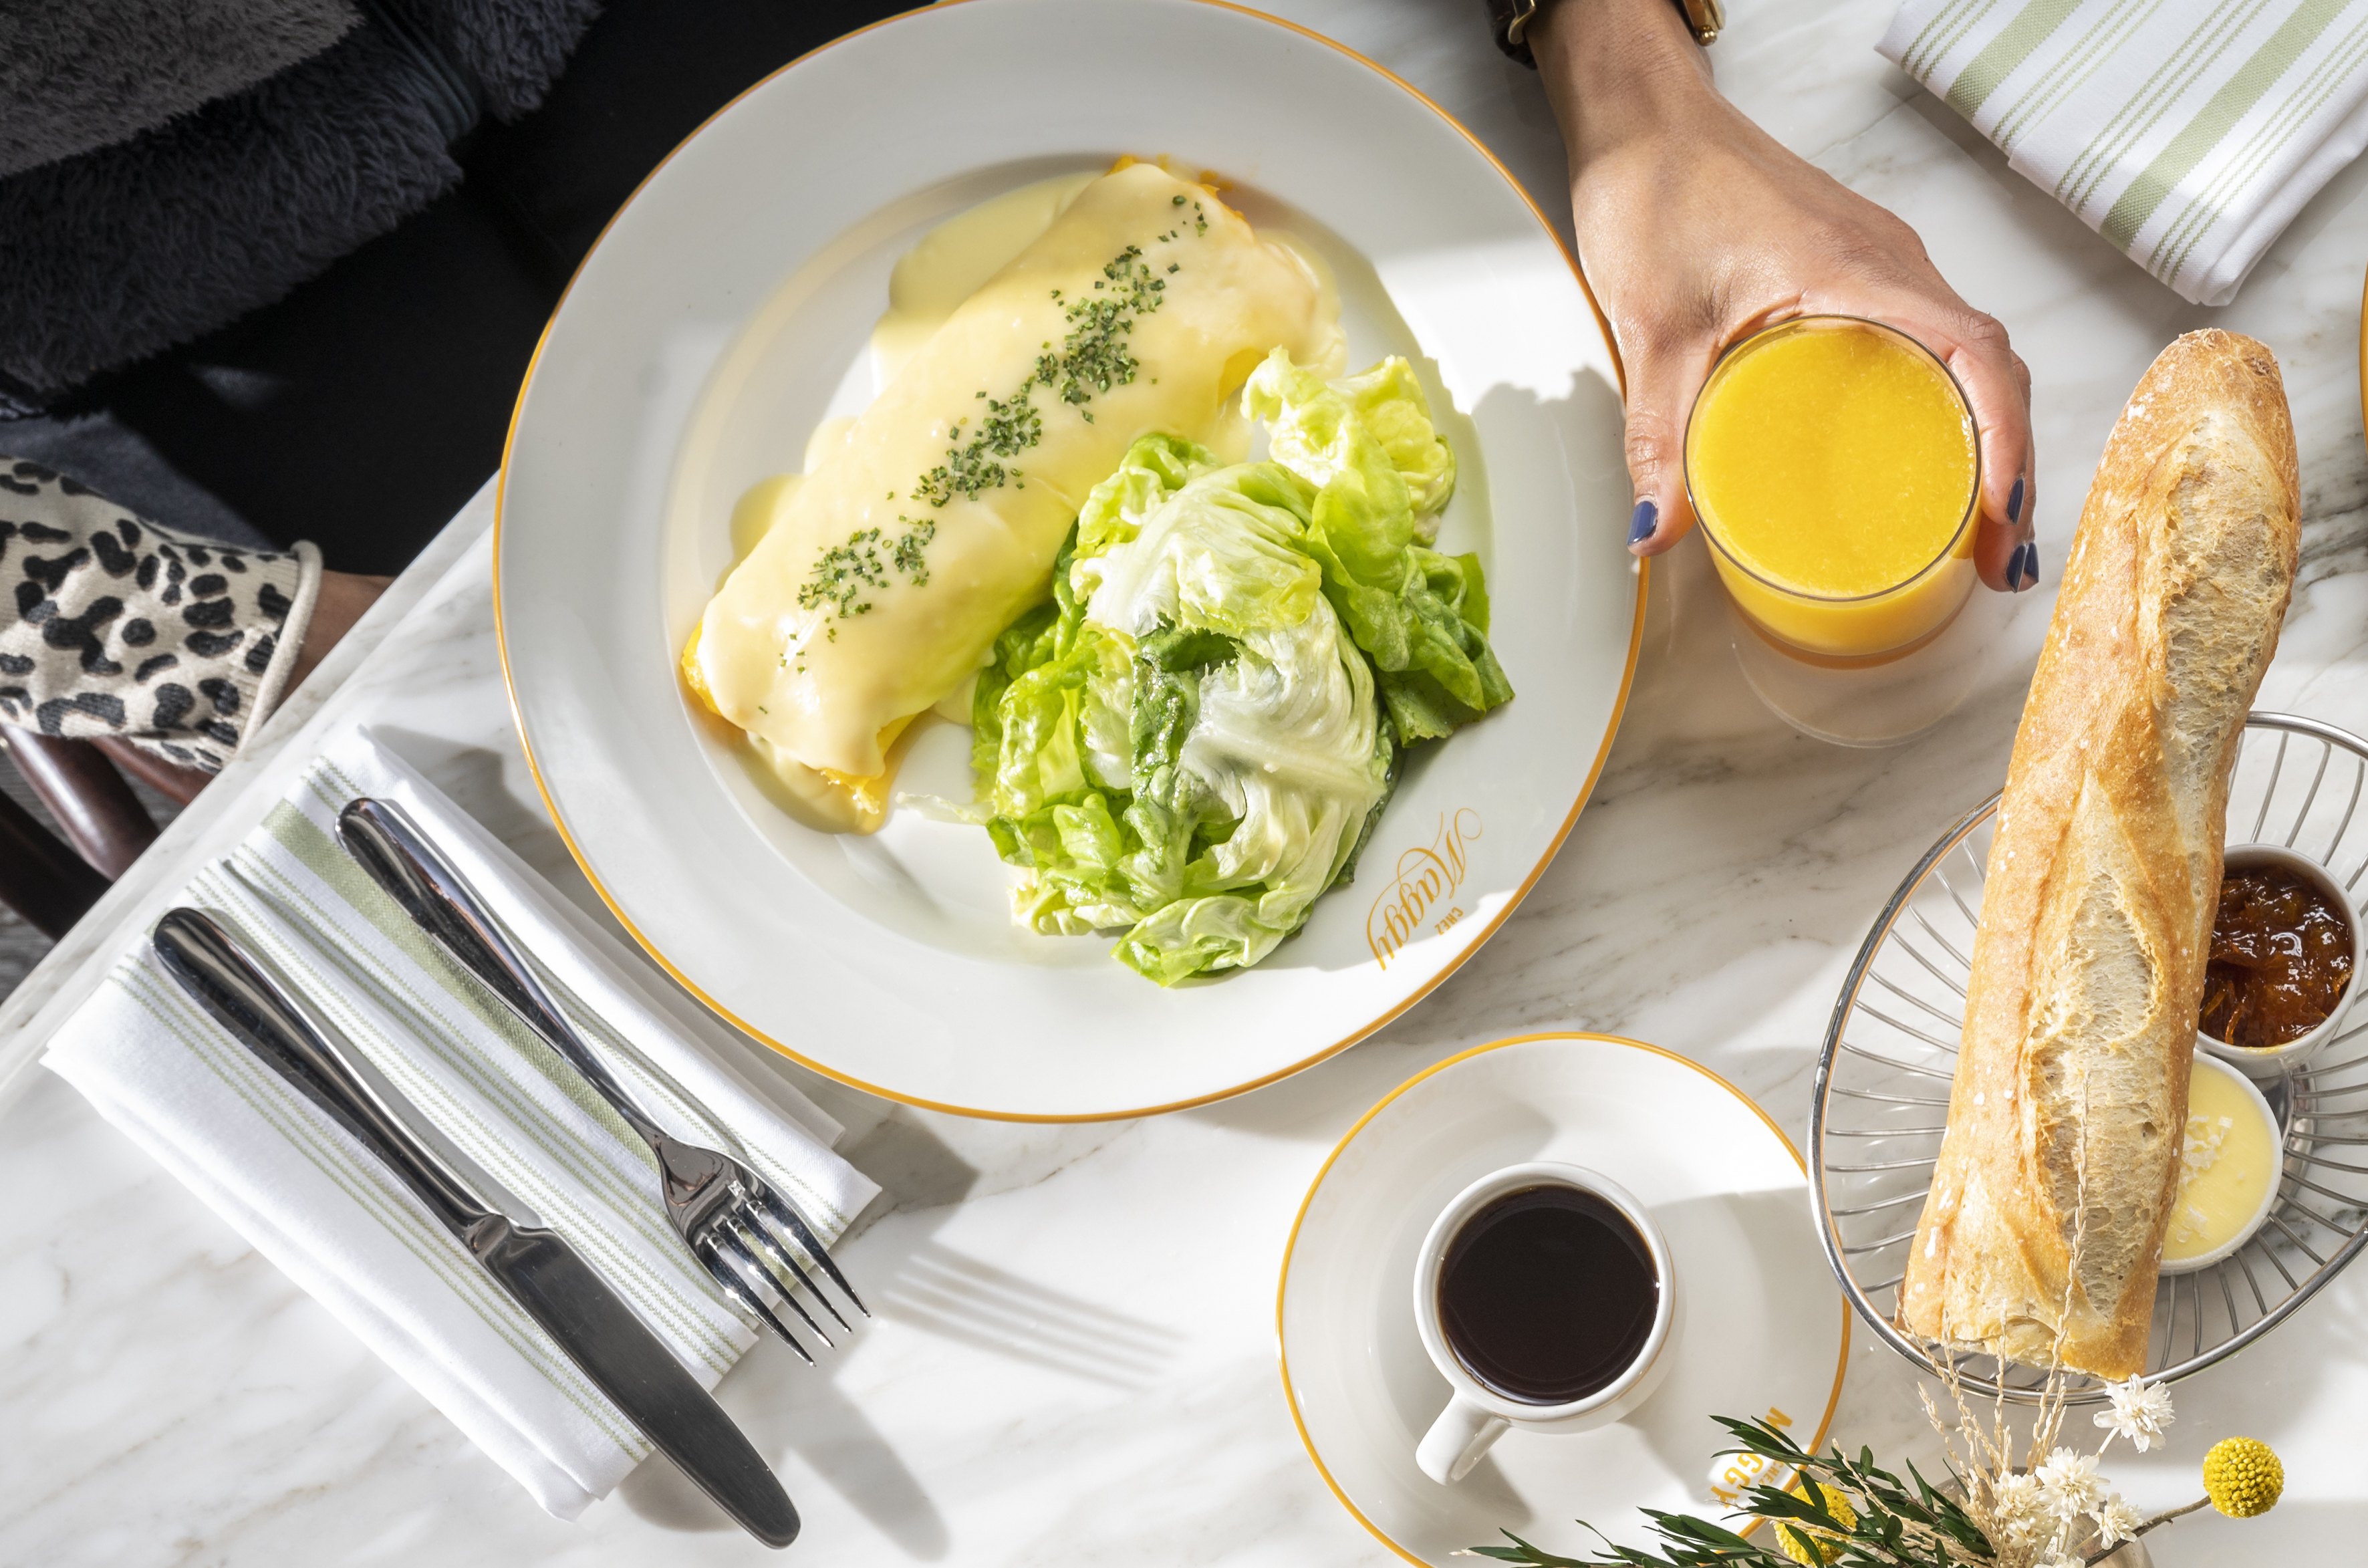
[1277, 1033, 1849, 1567]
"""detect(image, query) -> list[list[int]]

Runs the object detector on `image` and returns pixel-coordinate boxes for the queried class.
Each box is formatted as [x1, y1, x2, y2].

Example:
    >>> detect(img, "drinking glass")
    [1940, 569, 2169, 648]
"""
[1684, 316, 1990, 746]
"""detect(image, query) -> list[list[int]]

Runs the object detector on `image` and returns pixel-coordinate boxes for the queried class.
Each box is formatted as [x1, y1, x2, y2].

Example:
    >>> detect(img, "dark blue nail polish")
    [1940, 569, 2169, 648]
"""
[2007, 541, 2038, 592]
[2007, 475, 2026, 525]
[1629, 498, 1658, 547]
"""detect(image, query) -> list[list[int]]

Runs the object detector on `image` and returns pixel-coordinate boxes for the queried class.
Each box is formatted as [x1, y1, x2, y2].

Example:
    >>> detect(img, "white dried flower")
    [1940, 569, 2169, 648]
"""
[2093, 1376, 2176, 1452]
[2091, 1495, 2143, 1548]
[1988, 1471, 2045, 1547]
[1990, 1470, 2041, 1520]
[2036, 1448, 2105, 1521]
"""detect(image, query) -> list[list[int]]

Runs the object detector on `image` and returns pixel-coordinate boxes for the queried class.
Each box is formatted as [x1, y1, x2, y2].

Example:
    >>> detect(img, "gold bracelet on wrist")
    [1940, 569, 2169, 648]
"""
[1674, 0, 1726, 45]
[1489, 0, 1724, 66]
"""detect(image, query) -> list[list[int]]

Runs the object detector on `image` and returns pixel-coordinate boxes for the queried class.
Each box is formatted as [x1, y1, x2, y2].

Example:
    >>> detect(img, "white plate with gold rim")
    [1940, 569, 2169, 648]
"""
[1279, 1035, 1849, 1566]
[495, 0, 1640, 1120]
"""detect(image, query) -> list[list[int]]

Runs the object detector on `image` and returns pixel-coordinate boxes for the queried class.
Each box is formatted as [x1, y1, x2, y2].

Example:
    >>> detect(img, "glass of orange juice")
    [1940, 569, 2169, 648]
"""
[1684, 316, 1989, 745]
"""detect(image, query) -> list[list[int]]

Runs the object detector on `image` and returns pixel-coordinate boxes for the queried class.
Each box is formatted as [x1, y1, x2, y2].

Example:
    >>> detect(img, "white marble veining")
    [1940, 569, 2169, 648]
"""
[5, 1, 2367, 1563]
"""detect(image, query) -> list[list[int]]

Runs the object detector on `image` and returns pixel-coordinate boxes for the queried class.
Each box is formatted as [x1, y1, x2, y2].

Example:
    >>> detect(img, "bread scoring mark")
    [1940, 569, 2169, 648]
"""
[2157, 418, 2290, 940]
[2026, 776, 2167, 1321]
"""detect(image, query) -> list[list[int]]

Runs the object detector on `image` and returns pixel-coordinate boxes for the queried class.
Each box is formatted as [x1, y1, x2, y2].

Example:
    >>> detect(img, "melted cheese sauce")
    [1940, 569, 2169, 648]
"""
[722, 176, 1118, 833]
[722, 176, 1098, 584]
[872, 172, 1099, 388]
[2163, 1055, 2280, 1263]
[696, 161, 1341, 832]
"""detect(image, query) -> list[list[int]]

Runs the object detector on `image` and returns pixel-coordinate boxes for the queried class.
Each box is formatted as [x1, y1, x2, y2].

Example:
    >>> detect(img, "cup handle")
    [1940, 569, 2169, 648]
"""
[1416, 1394, 1509, 1484]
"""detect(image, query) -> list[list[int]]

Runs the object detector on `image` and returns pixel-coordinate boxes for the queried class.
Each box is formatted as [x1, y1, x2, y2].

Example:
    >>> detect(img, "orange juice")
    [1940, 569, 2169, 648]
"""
[1686, 318, 1979, 660]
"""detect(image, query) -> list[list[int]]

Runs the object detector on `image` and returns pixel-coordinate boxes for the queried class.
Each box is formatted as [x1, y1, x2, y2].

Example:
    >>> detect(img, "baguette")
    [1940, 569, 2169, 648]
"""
[1899, 330, 2299, 1378]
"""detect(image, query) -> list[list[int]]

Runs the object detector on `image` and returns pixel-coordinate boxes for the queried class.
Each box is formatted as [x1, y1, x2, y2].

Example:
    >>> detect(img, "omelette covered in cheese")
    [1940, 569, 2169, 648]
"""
[688, 162, 1342, 830]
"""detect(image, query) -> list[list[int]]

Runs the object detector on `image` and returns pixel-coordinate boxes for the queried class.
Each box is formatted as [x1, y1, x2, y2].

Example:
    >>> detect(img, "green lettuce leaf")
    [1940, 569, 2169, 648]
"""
[1252, 350, 1455, 521]
[1242, 349, 1510, 746]
[1085, 458, 1391, 981]
[972, 450, 1392, 981]
[1073, 431, 1219, 559]
[968, 355, 1510, 984]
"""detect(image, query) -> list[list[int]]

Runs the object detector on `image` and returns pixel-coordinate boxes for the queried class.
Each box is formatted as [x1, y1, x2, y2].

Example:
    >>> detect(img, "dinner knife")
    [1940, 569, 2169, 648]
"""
[150, 907, 800, 1549]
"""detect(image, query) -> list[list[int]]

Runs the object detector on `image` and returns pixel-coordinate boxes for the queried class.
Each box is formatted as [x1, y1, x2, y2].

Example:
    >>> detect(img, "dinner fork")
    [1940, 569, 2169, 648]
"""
[334, 796, 867, 1362]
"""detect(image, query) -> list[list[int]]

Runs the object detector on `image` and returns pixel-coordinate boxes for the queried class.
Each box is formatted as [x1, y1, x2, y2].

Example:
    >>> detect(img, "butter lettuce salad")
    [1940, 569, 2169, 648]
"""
[953, 349, 1513, 985]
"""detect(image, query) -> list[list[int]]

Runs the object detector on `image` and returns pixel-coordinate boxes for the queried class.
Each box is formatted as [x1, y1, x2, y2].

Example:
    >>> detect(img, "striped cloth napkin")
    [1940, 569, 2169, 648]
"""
[44, 727, 878, 1519]
[1881, 0, 2368, 304]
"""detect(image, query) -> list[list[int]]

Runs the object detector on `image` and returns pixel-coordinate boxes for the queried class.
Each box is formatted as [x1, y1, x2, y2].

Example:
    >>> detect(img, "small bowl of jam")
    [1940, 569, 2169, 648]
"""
[2198, 843, 2361, 1077]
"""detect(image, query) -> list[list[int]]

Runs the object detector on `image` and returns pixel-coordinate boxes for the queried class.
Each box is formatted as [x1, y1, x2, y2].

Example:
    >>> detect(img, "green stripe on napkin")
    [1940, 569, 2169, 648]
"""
[2149, 11, 2368, 277]
[1948, 0, 2084, 118]
[1905, 0, 2003, 80]
[1990, 0, 2166, 153]
[1881, 0, 2368, 304]
[2057, 0, 2267, 213]
[2101, 0, 2351, 245]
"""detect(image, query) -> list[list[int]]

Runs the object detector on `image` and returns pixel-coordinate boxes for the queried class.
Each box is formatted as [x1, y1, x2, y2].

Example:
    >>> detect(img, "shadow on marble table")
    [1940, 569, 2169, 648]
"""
[870, 1240, 1185, 1388]
[618, 1346, 952, 1555]
[832, 1113, 1183, 1386]
[615, 1106, 1183, 1555]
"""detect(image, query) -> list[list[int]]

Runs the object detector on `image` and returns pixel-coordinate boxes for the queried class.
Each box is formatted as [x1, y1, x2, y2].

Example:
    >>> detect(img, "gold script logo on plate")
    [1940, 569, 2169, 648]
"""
[1365, 809, 1483, 966]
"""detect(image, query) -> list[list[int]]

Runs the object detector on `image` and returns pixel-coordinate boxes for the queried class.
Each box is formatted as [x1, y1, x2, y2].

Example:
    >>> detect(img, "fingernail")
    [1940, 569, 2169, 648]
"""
[1629, 497, 1658, 547]
[2006, 475, 2025, 525]
[2006, 541, 2039, 592]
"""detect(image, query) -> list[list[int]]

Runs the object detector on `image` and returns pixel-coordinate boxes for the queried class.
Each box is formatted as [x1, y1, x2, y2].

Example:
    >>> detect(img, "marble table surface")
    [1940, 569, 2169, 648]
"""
[5, 1, 2365, 1563]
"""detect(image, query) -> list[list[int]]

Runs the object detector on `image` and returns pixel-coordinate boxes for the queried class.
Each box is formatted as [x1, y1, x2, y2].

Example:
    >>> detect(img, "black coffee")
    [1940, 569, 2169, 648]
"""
[1436, 1184, 1659, 1405]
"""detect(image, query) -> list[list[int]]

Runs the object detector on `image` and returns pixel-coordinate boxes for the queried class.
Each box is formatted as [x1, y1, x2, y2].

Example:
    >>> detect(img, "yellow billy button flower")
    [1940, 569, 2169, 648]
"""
[2202, 1437, 2284, 1519]
[1774, 1480, 1858, 1565]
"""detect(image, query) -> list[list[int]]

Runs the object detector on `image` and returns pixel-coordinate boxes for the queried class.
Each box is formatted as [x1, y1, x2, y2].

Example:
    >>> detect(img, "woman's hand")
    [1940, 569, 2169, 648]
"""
[1531, 0, 2037, 592]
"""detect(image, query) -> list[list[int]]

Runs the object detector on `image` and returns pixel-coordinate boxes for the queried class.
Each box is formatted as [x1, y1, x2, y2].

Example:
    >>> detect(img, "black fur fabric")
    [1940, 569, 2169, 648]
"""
[0, 0, 361, 178]
[0, 28, 458, 402]
[0, 0, 603, 407]
[387, 0, 604, 121]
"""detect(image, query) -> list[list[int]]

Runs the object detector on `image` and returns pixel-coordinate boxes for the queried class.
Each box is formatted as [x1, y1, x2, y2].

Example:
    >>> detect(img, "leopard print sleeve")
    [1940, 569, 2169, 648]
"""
[0, 458, 321, 773]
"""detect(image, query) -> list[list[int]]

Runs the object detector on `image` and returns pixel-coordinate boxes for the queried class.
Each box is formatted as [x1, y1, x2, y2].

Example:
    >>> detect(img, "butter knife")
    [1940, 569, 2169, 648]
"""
[151, 907, 800, 1549]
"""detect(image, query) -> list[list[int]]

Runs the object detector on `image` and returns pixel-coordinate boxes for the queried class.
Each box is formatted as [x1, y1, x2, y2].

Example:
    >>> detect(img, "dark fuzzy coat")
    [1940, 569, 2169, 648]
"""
[0, 0, 602, 407]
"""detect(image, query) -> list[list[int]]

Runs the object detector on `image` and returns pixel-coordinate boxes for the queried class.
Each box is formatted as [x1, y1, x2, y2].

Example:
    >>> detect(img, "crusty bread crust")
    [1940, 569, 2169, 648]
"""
[1899, 330, 2299, 1378]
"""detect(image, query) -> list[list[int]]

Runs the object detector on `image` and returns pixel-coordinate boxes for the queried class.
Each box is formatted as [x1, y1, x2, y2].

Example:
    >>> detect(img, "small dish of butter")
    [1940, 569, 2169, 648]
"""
[2159, 1051, 2286, 1274]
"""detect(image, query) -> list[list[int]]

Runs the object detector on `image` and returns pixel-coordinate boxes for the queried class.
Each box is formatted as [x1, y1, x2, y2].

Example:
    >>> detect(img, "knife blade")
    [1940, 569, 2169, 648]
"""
[151, 907, 799, 1549]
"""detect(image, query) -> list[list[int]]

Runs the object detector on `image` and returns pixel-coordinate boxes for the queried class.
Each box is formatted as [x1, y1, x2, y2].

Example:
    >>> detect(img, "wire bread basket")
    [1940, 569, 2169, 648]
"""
[1811, 712, 2368, 1403]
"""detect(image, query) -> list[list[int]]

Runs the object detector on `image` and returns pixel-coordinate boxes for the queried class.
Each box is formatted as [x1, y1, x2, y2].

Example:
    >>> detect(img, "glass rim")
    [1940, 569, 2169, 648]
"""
[1682, 314, 1982, 608]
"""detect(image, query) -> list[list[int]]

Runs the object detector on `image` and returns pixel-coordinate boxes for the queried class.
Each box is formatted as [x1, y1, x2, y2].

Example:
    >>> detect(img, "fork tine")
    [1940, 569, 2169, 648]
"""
[735, 1204, 851, 1333]
[700, 1233, 823, 1357]
[723, 1214, 837, 1343]
[704, 1255, 813, 1364]
[753, 1181, 870, 1318]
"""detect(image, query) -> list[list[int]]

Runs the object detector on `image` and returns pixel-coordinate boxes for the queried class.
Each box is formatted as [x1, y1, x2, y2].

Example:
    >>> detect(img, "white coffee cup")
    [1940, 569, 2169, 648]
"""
[1412, 1161, 1677, 1484]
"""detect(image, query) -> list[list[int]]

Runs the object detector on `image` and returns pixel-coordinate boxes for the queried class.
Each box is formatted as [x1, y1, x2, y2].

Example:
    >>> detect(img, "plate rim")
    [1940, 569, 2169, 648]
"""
[1274, 1031, 1852, 1563]
[491, 0, 1649, 1122]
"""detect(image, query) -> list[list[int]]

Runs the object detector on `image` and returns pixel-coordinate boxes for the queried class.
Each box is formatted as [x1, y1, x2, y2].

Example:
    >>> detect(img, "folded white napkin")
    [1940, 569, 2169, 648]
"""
[1881, 0, 2368, 305]
[44, 727, 879, 1520]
